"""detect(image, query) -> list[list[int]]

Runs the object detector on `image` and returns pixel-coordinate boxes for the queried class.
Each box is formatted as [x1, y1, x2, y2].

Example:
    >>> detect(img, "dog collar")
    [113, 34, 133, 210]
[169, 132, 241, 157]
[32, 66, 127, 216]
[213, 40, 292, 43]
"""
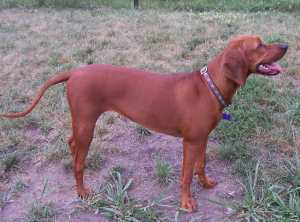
[200, 66, 231, 108]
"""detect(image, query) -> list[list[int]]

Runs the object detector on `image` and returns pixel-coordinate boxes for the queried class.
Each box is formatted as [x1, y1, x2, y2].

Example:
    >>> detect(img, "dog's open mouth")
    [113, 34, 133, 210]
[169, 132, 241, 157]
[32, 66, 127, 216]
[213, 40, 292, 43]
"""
[256, 62, 283, 76]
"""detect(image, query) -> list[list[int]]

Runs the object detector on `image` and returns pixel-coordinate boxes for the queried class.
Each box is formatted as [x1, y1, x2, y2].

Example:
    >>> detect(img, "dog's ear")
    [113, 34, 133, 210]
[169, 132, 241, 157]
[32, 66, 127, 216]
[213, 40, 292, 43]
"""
[222, 48, 248, 86]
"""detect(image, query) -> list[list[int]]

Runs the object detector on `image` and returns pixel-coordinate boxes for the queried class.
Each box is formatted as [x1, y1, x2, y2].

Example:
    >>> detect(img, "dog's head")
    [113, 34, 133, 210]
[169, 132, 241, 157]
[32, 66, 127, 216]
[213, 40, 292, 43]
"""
[221, 35, 288, 86]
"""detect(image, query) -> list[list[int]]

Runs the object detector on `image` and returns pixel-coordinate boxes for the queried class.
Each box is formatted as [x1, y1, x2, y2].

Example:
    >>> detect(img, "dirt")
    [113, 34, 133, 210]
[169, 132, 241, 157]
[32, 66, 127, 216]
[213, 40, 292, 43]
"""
[1, 114, 242, 221]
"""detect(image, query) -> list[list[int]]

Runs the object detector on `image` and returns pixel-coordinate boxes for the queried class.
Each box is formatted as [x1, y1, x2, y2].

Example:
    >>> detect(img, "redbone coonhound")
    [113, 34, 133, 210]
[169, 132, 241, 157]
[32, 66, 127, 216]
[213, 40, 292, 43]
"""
[0, 35, 288, 211]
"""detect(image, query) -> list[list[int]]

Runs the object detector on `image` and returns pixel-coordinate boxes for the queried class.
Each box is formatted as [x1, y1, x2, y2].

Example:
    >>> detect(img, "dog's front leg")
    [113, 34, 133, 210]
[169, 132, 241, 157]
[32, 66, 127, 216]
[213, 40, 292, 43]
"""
[180, 139, 199, 212]
[193, 137, 217, 188]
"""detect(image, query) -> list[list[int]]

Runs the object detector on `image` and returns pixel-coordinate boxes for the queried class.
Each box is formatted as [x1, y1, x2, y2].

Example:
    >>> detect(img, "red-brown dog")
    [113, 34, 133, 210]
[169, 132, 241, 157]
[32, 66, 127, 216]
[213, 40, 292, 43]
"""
[0, 35, 288, 211]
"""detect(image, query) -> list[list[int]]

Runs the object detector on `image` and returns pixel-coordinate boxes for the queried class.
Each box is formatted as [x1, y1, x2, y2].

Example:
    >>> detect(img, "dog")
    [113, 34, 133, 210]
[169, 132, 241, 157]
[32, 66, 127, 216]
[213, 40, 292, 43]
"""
[0, 35, 288, 211]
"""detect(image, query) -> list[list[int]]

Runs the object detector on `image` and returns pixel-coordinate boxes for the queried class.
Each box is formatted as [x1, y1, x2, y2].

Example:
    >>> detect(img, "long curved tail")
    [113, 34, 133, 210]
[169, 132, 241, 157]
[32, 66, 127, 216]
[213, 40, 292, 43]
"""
[0, 71, 71, 118]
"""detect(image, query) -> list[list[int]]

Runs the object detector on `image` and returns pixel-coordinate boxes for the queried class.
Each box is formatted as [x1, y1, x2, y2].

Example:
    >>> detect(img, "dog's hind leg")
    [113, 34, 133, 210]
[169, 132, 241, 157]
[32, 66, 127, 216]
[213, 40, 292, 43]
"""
[71, 115, 98, 197]
[68, 135, 75, 158]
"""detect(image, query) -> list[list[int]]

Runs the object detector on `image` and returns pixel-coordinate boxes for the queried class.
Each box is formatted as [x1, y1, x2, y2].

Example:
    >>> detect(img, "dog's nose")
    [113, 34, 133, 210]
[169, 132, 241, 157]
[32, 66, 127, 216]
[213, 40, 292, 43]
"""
[278, 43, 288, 51]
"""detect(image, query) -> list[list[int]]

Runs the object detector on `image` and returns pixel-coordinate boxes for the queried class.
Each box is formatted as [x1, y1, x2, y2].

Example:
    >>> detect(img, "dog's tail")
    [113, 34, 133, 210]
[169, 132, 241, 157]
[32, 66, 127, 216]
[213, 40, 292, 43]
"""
[0, 71, 71, 118]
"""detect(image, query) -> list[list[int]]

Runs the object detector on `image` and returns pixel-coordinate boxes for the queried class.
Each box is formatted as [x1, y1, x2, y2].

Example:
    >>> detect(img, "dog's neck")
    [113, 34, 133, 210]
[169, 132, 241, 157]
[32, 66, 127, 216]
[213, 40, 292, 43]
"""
[207, 54, 239, 106]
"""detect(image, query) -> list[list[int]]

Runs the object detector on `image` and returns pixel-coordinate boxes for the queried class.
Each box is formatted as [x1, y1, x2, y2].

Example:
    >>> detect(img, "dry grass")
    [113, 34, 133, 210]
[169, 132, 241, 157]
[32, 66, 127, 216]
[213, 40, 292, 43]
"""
[0, 8, 299, 221]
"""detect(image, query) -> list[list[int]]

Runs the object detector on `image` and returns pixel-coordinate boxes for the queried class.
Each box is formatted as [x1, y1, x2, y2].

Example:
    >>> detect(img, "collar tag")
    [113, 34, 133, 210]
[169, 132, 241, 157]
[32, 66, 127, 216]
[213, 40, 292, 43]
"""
[222, 112, 231, 121]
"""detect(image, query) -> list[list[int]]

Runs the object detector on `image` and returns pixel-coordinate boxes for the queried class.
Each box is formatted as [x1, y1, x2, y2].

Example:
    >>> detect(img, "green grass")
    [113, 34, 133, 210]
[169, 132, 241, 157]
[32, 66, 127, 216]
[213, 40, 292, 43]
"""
[136, 124, 152, 137]
[215, 76, 298, 175]
[26, 201, 57, 222]
[232, 159, 300, 221]
[1, 0, 300, 11]
[154, 159, 174, 186]
[86, 171, 170, 221]
[1, 154, 19, 172]
[0, 7, 300, 221]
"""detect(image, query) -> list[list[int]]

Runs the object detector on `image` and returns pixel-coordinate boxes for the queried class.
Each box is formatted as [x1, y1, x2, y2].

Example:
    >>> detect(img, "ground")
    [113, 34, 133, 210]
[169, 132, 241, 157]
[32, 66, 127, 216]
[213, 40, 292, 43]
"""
[0, 8, 299, 222]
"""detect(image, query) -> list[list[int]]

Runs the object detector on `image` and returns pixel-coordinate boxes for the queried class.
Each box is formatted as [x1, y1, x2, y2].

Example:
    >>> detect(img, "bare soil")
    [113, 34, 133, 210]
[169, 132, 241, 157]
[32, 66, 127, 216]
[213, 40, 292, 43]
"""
[1, 113, 242, 221]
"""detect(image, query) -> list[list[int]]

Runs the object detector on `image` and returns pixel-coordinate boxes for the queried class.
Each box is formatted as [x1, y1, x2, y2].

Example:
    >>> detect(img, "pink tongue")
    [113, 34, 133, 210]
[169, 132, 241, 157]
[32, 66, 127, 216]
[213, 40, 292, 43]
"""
[266, 63, 283, 73]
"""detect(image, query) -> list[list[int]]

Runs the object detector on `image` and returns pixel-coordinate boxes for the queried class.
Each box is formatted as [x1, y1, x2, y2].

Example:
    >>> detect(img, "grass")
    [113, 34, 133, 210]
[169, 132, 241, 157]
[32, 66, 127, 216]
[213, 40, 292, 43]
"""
[231, 158, 300, 221]
[215, 76, 299, 176]
[1, 0, 300, 12]
[26, 201, 57, 222]
[155, 159, 174, 186]
[86, 171, 170, 221]
[0, 6, 299, 221]
[136, 124, 152, 137]
[1, 153, 19, 172]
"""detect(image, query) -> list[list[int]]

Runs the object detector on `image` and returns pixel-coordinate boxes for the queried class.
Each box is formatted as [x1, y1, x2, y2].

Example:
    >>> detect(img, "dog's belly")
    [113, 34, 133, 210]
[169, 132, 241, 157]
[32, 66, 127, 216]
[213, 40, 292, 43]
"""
[112, 107, 182, 138]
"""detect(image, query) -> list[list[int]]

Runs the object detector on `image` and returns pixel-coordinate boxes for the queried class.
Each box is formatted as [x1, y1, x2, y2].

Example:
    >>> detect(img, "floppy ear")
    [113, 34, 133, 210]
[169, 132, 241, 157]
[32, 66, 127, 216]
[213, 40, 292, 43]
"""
[221, 49, 248, 86]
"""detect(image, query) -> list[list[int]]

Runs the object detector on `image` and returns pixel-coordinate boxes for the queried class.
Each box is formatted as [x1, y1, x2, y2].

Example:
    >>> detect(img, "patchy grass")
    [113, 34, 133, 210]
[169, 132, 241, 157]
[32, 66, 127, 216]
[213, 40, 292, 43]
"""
[86, 171, 170, 221]
[86, 149, 103, 170]
[1, 153, 19, 172]
[154, 159, 174, 186]
[26, 201, 57, 222]
[1, 0, 300, 12]
[0, 7, 299, 222]
[231, 158, 300, 221]
[135, 124, 152, 137]
[215, 76, 299, 176]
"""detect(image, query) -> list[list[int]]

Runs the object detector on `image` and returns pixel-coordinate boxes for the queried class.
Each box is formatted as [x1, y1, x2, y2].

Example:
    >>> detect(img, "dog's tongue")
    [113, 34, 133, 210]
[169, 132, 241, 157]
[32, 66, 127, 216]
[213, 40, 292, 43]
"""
[265, 63, 283, 73]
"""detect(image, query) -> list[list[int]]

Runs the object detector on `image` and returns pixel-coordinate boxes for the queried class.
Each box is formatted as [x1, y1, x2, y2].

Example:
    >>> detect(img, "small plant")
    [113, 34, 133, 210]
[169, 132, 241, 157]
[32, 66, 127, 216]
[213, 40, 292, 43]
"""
[266, 34, 288, 43]
[13, 179, 28, 195]
[0, 192, 11, 210]
[26, 201, 56, 222]
[44, 141, 69, 162]
[62, 157, 73, 172]
[48, 52, 62, 67]
[87, 171, 167, 221]
[186, 37, 206, 51]
[111, 165, 125, 177]
[136, 124, 152, 137]
[155, 159, 174, 186]
[234, 161, 300, 221]
[1, 154, 19, 172]
[86, 150, 103, 170]
[106, 115, 116, 125]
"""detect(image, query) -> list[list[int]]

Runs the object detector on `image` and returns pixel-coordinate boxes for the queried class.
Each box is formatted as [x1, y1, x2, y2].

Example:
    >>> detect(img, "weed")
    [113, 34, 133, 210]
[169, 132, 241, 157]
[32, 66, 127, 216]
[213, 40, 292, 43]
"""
[234, 158, 300, 221]
[105, 115, 116, 125]
[136, 124, 152, 137]
[0, 41, 15, 54]
[1, 153, 19, 172]
[86, 149, 103, 170]
[155, 159, 174, 186]
[72, 47, 94, 63]
[96, 126, 109, 137]
[266, 33, 289, 43]
[111, 165, 125, 177]
[13, 179, 28, 195]
[0, 192, 11, 210]
[44, 139, 69, 162]
[186, 37, 205, 52]
[62, 157, 73, 172]
[86, 171, 169, 221]
[0, 23, 16, 33]
[26, 201, 57, 222]
[48, 52, 63, 67]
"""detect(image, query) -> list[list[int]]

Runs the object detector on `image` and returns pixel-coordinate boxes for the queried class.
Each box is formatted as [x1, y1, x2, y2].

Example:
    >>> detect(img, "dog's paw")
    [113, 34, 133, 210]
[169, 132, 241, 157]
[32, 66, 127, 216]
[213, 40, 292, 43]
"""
[180, 196, 198, 212]
[77, 187, 91, 199]
[200, 176, 217, 189]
